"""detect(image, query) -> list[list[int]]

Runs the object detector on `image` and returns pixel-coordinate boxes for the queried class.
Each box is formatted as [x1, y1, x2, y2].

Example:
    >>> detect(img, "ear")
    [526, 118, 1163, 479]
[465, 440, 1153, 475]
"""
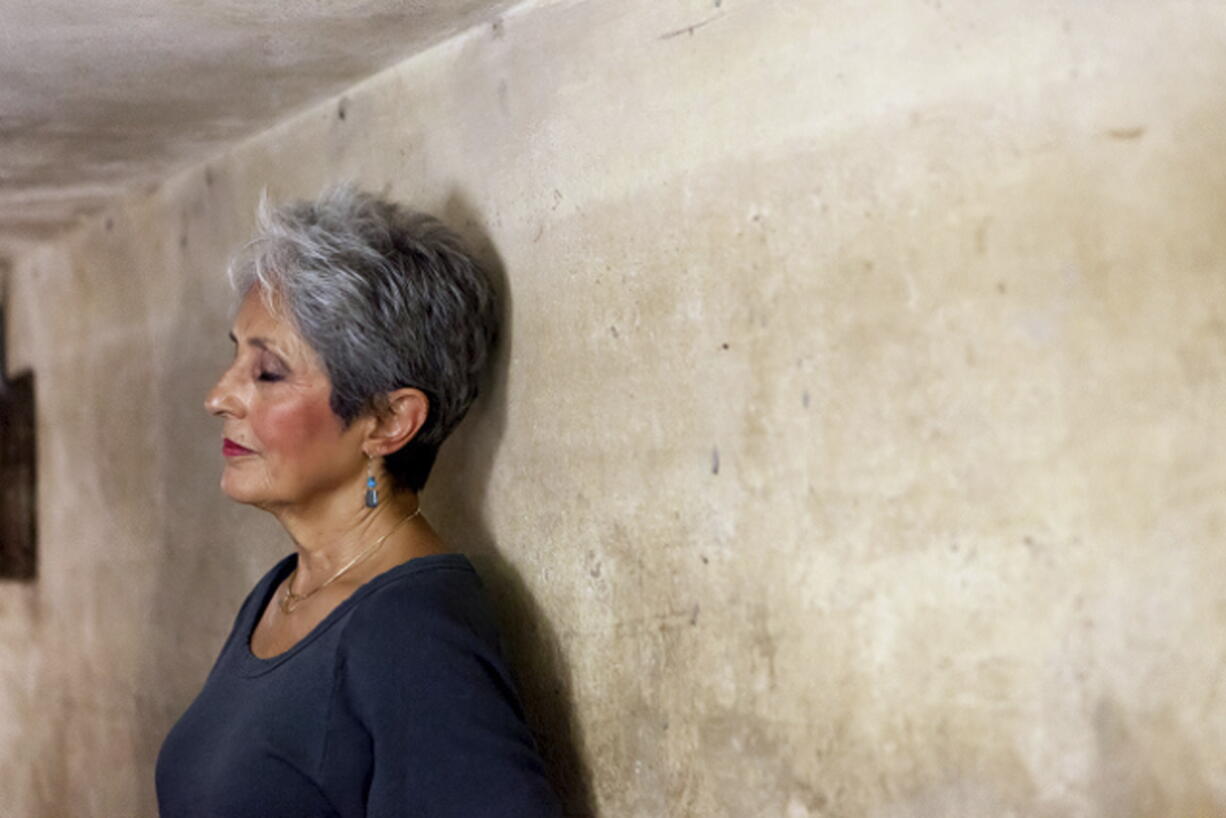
[364, 387, 430, 456]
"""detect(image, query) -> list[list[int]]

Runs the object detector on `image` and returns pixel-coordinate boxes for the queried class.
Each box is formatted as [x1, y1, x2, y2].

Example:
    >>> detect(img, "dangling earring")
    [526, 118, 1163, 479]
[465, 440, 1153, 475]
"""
[365, 452, 379, 508]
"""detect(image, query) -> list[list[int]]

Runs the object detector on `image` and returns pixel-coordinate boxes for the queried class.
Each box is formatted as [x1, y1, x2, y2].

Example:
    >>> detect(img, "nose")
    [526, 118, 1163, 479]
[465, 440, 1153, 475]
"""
[204, 364, 244, 419]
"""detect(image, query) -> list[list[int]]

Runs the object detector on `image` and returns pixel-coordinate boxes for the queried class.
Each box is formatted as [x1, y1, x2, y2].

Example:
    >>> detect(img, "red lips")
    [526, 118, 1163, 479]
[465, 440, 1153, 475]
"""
[222, 438, 255, 456]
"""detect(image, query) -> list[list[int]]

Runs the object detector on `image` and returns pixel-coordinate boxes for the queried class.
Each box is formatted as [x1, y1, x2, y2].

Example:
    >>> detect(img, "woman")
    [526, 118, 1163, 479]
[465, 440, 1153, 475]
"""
[155, 184, 561, 817]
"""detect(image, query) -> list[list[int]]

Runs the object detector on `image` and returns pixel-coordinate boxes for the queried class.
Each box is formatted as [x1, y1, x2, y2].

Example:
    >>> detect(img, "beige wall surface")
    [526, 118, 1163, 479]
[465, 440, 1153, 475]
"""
[3, 0, 1226, 815]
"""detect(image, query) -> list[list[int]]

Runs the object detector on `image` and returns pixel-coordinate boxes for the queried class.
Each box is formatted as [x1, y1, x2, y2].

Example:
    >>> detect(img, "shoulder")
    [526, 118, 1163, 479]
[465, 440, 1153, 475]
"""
[328, 559, 561, 815]
[336, 554, 524, 716]
[340, 554, 502, 670]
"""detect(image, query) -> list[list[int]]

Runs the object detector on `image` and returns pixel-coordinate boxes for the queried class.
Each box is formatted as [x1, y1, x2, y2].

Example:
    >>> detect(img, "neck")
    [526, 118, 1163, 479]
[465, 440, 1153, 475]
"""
[272, 488, 423, 588]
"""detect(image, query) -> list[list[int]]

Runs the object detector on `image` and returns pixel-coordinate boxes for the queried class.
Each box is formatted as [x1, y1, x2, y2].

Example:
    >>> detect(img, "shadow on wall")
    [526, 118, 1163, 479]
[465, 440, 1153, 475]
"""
[425, 190, 596, 817]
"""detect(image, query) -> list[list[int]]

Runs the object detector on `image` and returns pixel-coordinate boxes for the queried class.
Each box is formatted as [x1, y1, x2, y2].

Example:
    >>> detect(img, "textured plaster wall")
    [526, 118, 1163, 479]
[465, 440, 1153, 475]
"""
[2, 0, 1226, 815]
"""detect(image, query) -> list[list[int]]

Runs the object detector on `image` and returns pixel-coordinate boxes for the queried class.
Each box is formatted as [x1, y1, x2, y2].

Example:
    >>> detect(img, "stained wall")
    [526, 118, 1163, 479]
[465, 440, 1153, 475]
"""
[2, 0, 1225, 815]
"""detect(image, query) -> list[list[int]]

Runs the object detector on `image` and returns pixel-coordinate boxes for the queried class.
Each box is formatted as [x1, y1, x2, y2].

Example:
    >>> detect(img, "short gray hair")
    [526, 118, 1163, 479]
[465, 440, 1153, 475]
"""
[226, 182, 498, 493]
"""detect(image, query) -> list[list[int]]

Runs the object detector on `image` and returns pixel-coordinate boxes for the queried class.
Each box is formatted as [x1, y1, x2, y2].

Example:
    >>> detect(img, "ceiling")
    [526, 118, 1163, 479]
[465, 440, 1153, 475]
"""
[0, 0, 518, 246]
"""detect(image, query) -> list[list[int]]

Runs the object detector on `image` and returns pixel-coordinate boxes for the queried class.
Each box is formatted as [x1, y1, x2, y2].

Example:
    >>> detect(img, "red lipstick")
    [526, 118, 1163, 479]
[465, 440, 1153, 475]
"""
[222, 438, 255, 456]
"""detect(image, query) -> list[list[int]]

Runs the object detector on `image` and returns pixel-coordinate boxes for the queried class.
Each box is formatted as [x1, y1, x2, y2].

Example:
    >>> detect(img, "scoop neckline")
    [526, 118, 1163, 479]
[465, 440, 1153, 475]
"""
[237, 551, 474, 676]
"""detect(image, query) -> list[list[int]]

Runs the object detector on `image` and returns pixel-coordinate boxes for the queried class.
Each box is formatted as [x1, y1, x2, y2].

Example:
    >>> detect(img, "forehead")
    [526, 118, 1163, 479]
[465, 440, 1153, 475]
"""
[233, 287, 284, 332]
[231, 288, 316, 365]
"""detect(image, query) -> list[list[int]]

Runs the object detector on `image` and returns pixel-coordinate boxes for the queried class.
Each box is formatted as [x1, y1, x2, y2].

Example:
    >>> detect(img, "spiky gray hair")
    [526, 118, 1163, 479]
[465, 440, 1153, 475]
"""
[226, 182, 498, 493]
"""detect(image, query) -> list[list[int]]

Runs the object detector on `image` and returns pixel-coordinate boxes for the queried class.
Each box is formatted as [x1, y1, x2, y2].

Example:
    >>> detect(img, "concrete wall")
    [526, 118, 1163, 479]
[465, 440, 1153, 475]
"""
[3, 0, 1225, 814]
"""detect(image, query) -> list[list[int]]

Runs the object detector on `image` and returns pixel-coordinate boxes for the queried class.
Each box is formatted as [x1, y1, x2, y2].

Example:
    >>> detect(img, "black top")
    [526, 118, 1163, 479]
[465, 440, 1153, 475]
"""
[155, 552, 560, 817]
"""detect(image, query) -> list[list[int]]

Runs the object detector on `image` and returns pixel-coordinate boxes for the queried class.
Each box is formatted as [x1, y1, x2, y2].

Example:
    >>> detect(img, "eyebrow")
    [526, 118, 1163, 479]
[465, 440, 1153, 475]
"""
[228, 331, 283, 356]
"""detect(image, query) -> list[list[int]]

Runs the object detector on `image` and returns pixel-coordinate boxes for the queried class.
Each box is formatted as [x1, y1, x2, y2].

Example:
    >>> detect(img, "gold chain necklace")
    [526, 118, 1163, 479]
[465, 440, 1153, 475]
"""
[279, 505, 421, 614]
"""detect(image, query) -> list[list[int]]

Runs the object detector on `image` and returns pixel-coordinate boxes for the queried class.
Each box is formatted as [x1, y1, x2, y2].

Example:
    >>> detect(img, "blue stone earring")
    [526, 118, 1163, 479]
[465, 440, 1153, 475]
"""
[365, 452, 379, 508]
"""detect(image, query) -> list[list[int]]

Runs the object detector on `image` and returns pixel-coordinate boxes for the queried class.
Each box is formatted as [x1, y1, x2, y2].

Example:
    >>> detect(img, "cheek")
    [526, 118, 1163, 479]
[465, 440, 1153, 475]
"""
[255, 397, 342, 458]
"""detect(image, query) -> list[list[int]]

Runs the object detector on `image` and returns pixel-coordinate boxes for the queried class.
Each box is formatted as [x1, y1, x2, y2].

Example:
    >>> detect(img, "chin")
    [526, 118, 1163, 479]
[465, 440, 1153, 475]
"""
[219, 480, 254, 505]
[219, 467, 314, 512]
[219, 470, 272, 507]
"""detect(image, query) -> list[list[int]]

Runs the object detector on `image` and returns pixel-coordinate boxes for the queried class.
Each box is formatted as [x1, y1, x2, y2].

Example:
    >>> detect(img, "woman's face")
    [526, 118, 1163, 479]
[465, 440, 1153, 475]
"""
[203, 287, 369, 510]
